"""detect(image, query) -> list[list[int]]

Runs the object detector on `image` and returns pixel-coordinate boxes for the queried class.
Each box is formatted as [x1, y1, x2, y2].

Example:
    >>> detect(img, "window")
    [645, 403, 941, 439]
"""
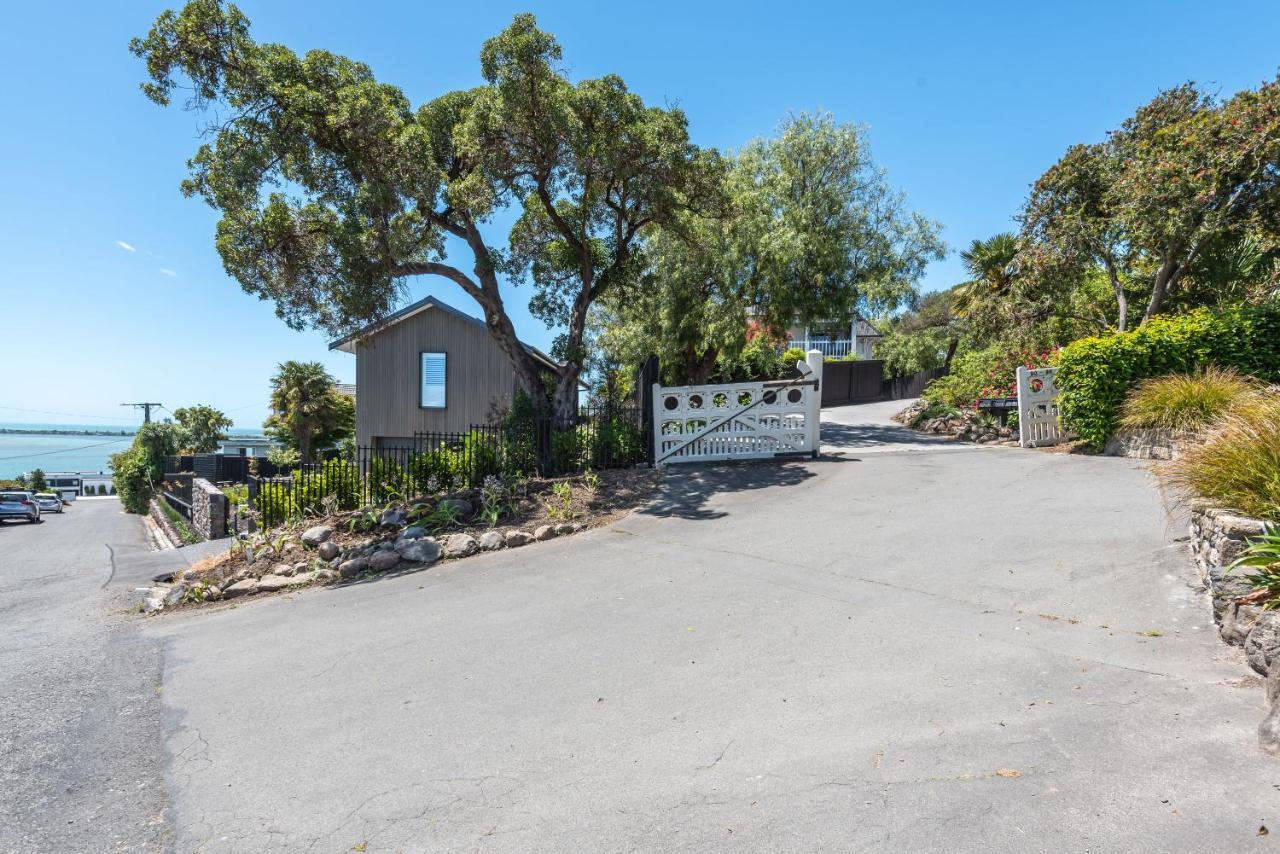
[420, 352, 446, 408]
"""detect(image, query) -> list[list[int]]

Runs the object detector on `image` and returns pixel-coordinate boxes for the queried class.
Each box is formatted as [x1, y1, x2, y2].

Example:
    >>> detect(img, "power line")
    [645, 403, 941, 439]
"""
[0, 437, 134, 462]
[0, 405, 134, 423]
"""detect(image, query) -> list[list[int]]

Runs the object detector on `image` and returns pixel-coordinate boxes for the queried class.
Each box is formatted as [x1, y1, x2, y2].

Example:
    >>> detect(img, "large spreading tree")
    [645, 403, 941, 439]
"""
[132, 2, 720, 422]
[594, 113, 943, 383]
[1020, 78, 1280, 329]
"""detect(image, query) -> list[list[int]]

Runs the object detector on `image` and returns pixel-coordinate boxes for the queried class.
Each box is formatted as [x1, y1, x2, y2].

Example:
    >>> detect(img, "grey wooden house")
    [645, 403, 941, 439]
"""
[329, 295, 559, 450]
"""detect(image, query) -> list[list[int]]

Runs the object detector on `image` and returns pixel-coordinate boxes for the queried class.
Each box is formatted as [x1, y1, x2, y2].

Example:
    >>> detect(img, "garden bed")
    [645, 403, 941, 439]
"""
[894, 400, 1020, 446]
[140, 468, 661, 613]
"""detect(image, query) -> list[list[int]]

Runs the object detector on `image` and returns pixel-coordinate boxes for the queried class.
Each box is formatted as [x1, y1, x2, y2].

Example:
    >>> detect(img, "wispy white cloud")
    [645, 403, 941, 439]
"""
[115, 240, 136, 252]
[158, 268, 177, 277]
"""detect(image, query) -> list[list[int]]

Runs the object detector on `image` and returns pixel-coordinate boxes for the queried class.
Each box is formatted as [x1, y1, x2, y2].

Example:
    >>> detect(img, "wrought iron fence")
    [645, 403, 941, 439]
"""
[246, 406, 647, 529]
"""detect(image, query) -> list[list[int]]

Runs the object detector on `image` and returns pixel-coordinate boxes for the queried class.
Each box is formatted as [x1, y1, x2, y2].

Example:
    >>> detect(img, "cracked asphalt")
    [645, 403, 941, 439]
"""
[5, 403, 1279, 851]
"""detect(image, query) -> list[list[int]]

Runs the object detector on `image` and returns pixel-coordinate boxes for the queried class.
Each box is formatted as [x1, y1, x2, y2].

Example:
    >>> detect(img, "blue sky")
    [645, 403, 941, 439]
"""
[2, 1, 1278, 428]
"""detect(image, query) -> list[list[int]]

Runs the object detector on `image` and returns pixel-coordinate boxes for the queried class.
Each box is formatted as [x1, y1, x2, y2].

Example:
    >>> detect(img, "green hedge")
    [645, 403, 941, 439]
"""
[1055, 303, 1280, 447]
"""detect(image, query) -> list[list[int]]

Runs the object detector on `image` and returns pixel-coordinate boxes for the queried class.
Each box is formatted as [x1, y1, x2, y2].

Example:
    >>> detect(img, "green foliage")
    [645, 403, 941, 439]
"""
[367, 456, 410, 504]
[263, 361, 354, 463]
[1228, 527, 1280, 606]
[27, 469, 47, 493]
[221, 483, 248, 507]
[715, 336, 783, 383]
[922, 342, 1056, 409]
[111, 422, 181, 514]
[110, 450, 152, 514]
[1168, 390, 1280, 521]
[267, 446, 301, 469]
[477, 476, 511, 528]
[172, 404, 232, 453]
[290, 459, 362, 516]
[778, 347, 808, 372]
[1055, 303, 1280, 446]
[1119, 367, 1257, 432]
[159, 498, 201, 544]
[133, 5, 721, 421]
[1020, 78, 1280, 330]
[546, 481, 576, 522]
[909, 401, 960, 428]
[592, 112, 943, 385]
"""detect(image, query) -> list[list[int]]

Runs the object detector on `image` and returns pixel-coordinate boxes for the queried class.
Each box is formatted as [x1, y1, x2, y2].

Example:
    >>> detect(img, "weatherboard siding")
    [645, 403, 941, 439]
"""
[353, 307, 517, 446]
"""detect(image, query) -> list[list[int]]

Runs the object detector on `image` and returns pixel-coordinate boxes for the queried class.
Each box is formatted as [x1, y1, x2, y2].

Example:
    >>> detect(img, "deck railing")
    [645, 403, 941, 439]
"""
[782, 339, 855, 359]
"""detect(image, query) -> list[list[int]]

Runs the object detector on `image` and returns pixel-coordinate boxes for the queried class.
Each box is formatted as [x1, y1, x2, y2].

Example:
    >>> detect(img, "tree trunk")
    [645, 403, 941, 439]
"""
[1141, 254, 1179, 326]
[943, 337, 959, 371]
[551, 365, 580, 427]
[1102, 256, 1128, 332]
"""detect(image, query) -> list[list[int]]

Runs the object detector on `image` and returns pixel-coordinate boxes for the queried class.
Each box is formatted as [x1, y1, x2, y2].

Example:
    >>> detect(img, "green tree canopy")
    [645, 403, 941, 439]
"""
[27, 469, 48, 493]
[1020, 77, 1280, 329]
[594, 113, 944, 384]
[262, 361, 354, 463]
[132, 3, 721, 423]
[172, 404, 232, 454]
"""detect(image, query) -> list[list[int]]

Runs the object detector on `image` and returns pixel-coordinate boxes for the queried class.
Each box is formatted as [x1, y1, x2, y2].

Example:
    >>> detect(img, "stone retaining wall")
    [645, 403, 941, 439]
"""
[190, 477, 228, 540]
[1105, 428, 1195, 460]
[1188, 504, 1280, 754]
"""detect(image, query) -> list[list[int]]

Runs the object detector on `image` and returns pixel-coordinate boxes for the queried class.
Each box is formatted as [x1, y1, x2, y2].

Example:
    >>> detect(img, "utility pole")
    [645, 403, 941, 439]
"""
[121, 402, 163, 424]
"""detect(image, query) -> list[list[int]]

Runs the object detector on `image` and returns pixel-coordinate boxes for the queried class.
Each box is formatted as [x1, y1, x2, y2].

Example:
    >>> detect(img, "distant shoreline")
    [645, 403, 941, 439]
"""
[0, 428, 136, 438]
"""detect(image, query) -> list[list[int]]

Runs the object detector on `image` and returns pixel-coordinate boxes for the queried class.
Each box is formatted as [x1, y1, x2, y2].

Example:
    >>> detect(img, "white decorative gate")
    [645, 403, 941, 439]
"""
[652, 352, 823, 466]
[1016, 366, 1064, 447]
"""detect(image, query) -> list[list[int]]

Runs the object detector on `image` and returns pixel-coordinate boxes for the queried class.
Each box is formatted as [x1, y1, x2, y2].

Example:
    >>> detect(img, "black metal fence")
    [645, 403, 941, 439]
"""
[164, 453, 289, 484]
[160, 472, 194, 520]
[246, 406, 647, 528]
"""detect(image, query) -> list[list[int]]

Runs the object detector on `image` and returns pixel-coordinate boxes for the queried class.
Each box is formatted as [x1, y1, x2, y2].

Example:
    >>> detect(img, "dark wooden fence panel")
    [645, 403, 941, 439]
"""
[882, 366, 947, 401]
[822, 361, 946, 406]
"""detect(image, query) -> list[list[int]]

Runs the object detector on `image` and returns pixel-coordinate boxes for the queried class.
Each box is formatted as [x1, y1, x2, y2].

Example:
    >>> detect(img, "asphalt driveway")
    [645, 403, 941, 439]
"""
[138, 403, 1279, 852]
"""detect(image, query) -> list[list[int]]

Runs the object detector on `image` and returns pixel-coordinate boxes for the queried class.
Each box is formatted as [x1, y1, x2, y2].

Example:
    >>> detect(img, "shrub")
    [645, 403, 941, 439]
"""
[717, 336, 783, 382]
[778, 347, 808, 375]
[1055, 303, 1280, 447]
[288, 459, 362, 516]
[910, 401, 960, 427]
[110, 449, 153, 514]
[922, 342, 1056, 409]
[1167, 389, 1280, 520]
[1119, 367, 1257, 432]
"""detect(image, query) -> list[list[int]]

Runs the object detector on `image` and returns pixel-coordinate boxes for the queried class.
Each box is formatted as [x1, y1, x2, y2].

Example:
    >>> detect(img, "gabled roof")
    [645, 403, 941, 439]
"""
[327, 294, 560, 370]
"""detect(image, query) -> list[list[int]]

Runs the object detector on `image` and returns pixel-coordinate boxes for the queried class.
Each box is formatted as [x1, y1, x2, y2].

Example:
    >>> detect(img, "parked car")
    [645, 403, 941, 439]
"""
[0, 491, 41, 523]
[33, 493, 64, 514]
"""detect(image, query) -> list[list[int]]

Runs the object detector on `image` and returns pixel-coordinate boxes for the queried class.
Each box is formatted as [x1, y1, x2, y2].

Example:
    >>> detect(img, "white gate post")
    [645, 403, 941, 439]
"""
[806, 349, 824, 457]
[651, 380, 665, 468]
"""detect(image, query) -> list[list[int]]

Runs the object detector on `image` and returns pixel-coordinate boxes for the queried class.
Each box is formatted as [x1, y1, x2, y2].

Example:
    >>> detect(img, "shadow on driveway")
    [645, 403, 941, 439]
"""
[638, 458, 836, 521]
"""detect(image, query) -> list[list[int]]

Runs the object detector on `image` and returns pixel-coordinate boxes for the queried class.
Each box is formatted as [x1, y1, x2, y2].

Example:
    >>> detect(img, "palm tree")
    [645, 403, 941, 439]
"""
[264, 361, 353, 464]
[951, 233, 1020, 317]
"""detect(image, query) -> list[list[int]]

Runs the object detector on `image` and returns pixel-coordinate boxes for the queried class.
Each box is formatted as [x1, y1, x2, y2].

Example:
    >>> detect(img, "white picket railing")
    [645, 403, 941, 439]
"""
[653, 352, 823, 466]
[1017, 366, 1065, 447]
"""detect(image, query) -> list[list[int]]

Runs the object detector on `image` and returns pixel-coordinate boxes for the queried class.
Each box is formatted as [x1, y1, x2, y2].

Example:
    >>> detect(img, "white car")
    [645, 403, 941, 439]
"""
[33, 493, 64, 514]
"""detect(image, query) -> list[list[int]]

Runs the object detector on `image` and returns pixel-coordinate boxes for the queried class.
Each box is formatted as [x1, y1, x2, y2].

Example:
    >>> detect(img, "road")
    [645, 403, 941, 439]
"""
[123, 403, 1274, 852]
[0, 497, 168, 853]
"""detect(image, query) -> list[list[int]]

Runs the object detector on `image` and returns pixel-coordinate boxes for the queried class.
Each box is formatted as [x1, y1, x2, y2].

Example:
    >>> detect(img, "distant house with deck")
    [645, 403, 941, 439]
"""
[329, 295, 560, 450]
[781, 315, 883, 360]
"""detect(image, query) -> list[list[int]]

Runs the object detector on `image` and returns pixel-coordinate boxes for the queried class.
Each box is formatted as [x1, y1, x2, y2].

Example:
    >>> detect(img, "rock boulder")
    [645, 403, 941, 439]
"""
[300, 525, 333, 547]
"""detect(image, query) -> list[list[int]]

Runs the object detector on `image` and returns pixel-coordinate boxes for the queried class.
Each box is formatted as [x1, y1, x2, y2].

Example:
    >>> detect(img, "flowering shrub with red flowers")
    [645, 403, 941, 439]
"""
[922, 342, 1060, 410]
